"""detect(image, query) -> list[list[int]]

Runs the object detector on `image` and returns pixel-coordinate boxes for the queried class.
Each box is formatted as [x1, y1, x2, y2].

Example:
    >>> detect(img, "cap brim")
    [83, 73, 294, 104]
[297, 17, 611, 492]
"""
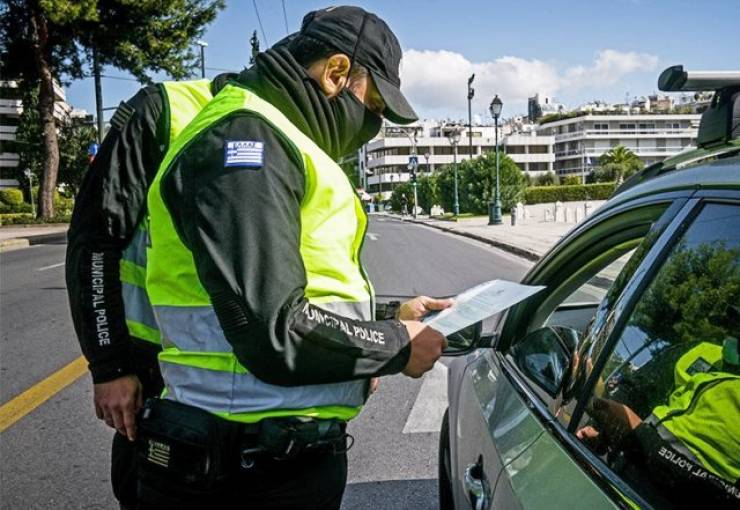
[369, 69, 418, 125]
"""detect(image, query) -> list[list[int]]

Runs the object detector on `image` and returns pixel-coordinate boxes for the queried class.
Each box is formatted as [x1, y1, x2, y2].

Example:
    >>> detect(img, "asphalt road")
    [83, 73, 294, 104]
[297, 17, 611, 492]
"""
[0, 216, 531, 509]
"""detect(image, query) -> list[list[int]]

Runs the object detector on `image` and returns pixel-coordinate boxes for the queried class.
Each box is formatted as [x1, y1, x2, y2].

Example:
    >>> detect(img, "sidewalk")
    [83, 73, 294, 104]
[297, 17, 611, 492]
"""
[0, 224, 69, 252]
[394, 201, 605, 261]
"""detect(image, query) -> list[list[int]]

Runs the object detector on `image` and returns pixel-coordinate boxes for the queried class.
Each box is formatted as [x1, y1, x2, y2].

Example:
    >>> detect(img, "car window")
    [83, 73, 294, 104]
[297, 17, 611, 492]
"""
[560, 251, 635, 307]
[574, 202, 740, 508]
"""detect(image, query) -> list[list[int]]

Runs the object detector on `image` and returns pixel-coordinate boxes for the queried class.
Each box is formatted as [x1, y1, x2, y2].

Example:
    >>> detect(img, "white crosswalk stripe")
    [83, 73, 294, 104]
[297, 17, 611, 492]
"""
[402, 362, 448, 434]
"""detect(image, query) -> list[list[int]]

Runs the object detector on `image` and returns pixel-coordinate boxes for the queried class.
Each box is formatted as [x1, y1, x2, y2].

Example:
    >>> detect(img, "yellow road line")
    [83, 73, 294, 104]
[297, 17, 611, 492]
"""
[0, 356, 87, 433]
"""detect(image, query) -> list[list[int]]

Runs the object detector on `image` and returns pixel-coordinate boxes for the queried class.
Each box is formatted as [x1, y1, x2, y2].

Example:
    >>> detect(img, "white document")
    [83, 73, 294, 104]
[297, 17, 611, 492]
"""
[422, 280, 545, 336]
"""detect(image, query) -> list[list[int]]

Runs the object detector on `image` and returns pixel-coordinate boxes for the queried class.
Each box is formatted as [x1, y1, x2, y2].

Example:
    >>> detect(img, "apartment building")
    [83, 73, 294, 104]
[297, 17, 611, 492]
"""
[0, 80, 72, 188]
[535, 113, 701, 177]
[360, 120, 554, 200]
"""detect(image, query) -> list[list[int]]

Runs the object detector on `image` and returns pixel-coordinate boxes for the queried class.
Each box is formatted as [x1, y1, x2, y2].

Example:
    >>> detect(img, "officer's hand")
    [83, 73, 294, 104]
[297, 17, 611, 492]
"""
[401, 321, 448, 378]
[93, 374, 143, 442]
[370, 377, 380, 394]
[398, 296, 454, 321]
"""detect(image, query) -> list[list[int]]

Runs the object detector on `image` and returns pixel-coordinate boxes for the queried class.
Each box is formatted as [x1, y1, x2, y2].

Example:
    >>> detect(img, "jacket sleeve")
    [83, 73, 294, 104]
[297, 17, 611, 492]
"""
[162, 113, 411, 386]
[65, 85, 166, 383]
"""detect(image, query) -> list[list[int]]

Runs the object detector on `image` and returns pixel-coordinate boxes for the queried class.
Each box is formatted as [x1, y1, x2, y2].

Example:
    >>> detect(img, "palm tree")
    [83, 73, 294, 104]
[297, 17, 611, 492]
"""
[596, 146, 644, 183]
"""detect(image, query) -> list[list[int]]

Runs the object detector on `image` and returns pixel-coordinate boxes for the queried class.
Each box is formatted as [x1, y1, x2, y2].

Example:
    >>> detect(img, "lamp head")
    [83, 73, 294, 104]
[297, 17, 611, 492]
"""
[489, 95, 503, 118]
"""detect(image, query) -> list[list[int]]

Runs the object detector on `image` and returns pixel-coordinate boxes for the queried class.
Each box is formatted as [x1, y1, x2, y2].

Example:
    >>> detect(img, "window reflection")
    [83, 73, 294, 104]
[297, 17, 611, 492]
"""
[575, 203, 740, 508]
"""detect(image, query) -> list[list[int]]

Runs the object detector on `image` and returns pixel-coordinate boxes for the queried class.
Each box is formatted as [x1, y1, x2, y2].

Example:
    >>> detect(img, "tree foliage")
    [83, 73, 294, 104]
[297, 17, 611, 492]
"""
[592, 145, 644, 183]
[58, 123, 97, 196]
[389, 153, 526, 215]
[631, 241, 740, 347]
[0, 0, 224, 218]
[437, 152, 526, 214]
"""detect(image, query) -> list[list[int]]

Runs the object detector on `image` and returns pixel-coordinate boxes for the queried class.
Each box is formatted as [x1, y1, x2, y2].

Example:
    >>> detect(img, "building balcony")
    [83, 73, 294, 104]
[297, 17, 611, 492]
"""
[555, 146, 691, 159]
[552, 127, 698, 143]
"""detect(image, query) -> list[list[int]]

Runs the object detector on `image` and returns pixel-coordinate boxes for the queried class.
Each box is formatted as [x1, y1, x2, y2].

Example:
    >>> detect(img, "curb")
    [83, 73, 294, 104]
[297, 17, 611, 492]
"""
[396, 216, 542, 262]
[0, 231, 68, 253]
[0, 238, 30, 252]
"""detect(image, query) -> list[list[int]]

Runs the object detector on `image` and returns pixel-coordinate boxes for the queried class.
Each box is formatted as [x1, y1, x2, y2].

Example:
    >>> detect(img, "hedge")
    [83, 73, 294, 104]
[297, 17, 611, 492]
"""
[524, 183, 616, 204]
[0, 188, 24, 206]
[0, 213, 72, 225]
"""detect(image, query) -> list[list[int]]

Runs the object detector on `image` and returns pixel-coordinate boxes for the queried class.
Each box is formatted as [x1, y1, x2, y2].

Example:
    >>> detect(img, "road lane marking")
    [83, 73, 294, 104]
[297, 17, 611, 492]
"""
[37, 262, 65, 271]
[402, 362, 448, 434]
[0, 356, 87, 433]
[366, 233, 379, 241]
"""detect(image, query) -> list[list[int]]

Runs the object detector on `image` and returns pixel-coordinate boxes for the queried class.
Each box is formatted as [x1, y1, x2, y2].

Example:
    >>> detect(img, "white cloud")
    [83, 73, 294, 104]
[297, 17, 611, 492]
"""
[564, 49, 659, 88]
[399, 49, 659, 119]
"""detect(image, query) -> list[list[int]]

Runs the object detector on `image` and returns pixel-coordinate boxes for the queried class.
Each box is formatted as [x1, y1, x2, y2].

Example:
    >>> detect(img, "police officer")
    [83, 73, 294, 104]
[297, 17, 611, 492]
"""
[136, 6, 450, 509]
[66, 71, 236, 508]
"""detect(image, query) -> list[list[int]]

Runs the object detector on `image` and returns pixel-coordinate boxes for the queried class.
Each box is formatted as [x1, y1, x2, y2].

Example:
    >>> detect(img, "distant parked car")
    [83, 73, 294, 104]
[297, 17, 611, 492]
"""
[439, 66, 740, 510]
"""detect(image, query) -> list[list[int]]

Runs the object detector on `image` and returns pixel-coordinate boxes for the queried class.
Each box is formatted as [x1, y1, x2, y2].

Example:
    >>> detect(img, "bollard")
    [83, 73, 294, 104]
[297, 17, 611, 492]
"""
[585, 203, 593, 216]
[575, 207, 584, 223]
[545, 209, 552, 222]
[565, 208, 574, 223]
[516, 202, 525, 220]
[555, 201, 565, 222]
[511, 207, 517, 226]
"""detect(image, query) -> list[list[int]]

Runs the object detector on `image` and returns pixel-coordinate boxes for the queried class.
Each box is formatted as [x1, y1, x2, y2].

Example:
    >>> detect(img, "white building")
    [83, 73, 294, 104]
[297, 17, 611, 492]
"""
[360, 120, 554, 200]
[535, 113, 701, 177]
[0, 80, 72, 188]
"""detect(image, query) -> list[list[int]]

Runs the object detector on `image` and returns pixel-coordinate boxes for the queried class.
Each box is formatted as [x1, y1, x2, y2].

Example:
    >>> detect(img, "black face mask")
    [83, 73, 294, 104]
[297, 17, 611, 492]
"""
[328, 87, 383, 158]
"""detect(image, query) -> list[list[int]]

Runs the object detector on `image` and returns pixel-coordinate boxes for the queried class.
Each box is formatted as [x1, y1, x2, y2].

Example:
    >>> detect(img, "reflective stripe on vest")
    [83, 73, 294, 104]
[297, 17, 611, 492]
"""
[119, 79, 214, 345]
[649, 371, 740, 482]
[147, 84, 374, 422]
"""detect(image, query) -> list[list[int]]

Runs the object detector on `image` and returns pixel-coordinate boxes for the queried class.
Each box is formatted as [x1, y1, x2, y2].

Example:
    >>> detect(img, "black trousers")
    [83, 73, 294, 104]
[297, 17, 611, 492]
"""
[111, 342, 164, 508]
[137, 449, 348, 510]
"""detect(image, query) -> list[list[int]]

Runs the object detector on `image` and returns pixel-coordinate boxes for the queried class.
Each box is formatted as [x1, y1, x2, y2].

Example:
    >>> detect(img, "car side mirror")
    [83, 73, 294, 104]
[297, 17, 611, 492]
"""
[510, 326, 578, 397]
[443, 321, 483, 356]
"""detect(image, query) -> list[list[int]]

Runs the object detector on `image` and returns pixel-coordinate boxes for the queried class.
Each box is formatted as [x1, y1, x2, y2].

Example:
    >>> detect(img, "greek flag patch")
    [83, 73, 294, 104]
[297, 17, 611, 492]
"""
[224, 140, 264, 168]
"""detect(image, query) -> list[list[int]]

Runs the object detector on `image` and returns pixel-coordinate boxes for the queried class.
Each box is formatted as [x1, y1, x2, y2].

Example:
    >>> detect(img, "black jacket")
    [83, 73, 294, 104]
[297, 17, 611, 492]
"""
[67, 55, 409, 385]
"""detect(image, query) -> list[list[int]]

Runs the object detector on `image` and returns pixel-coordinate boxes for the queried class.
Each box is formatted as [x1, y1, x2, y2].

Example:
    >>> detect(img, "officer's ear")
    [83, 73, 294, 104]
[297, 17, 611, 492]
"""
[308, 53, 351, 98]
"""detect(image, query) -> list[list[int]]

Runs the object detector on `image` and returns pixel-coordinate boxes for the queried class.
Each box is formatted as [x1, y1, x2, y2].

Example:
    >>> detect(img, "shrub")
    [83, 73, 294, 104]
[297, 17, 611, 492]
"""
[534, 171, 559, 186]
[0, 212, 71, 225]
[0, 202, 33, 213]
[524, 183, 617, 204]
[561, 175, 582, 186]
[0, 188, 24, 206]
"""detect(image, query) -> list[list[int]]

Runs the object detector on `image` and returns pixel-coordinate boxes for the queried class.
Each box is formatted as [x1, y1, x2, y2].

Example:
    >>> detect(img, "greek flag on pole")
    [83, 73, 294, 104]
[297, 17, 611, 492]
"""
[224, 140, 264, 168]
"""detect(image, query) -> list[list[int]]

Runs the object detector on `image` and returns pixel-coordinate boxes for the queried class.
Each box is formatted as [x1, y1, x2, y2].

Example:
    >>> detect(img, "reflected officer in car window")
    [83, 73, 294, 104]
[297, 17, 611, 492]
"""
[577, 315, 740, 508]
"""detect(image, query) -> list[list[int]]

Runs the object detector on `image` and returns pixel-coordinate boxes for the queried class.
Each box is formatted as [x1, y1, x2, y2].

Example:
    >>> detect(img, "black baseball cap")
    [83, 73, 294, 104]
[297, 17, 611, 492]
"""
[290, 6, 418, 125]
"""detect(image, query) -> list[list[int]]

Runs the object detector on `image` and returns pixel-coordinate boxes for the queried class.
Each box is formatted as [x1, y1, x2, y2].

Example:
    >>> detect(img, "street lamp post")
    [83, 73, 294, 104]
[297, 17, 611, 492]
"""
[489, 95, 503, 225]
[467, 74, 475, 161]
[446, 127, 461, 216]
[196, 39, 208, 78]
[23, 169, 35, 217]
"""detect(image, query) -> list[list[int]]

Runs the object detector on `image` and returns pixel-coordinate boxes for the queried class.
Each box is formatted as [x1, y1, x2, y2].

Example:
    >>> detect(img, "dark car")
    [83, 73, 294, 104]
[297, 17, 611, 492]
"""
[439, 66, 740, 509]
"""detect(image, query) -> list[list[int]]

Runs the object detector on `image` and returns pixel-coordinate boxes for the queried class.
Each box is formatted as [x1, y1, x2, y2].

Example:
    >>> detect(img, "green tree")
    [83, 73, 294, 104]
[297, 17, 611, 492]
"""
[389, 182, 413, 213]
[416, 175, 438, 214]
[1, 0, 224, 219]
[436, 153, 526, 214]
[593, 146, 644, 183]
[58, 122, 98, 196]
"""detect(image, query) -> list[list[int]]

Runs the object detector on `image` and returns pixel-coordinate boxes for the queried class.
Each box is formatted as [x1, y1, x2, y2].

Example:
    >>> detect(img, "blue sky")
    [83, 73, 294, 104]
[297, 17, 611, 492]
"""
[65, 0, 740, 122]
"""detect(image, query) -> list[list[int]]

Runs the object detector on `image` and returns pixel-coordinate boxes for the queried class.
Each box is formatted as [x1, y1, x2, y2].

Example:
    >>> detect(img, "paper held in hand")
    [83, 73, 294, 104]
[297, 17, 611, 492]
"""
[422, 280, 545, 336]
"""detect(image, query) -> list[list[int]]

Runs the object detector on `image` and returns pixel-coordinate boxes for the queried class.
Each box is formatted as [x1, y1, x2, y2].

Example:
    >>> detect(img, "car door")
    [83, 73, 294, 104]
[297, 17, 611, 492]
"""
[451, 193, 690, 510]
[491, 192, 740, 509]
